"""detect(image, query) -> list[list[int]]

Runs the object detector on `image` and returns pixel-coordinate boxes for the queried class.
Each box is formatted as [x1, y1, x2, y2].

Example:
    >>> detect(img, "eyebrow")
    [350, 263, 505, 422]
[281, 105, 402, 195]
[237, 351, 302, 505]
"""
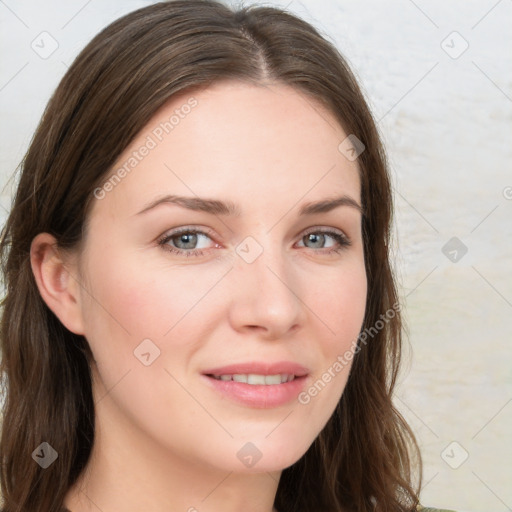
[136, 194, 364, 217]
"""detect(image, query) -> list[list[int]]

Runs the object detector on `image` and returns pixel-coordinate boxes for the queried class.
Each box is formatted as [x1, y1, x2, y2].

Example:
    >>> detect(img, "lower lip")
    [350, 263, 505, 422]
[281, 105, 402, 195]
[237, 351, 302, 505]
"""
[201, 375, 308, 408]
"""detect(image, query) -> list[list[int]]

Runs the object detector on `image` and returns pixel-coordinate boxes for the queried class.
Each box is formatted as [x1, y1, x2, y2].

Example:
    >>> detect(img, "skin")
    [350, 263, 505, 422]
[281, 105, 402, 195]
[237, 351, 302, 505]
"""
[31, 80, 367, 512]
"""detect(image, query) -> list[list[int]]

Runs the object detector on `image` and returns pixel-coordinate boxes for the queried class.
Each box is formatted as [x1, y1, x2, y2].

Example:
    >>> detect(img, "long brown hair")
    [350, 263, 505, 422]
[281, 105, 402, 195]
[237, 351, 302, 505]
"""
[0, 1, 421, 510]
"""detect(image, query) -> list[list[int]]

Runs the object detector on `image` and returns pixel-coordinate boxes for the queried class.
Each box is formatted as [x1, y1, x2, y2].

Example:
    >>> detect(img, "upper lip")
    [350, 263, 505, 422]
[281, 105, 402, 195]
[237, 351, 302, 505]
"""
[202, 361, 309, 377]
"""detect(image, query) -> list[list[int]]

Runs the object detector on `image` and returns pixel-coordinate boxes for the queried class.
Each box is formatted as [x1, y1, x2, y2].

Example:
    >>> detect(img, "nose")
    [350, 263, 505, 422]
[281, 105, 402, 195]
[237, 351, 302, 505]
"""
[227, 237, 305, 340]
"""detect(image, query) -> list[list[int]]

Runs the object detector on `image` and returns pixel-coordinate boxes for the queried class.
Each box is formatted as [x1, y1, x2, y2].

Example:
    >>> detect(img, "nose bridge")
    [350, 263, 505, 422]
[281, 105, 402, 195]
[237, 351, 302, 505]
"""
[228, 231, 303, 337]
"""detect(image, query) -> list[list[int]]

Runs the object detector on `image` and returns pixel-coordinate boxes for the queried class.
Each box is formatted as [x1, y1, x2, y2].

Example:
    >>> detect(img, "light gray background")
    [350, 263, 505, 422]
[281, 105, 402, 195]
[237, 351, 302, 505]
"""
[1, 1, 511, 511]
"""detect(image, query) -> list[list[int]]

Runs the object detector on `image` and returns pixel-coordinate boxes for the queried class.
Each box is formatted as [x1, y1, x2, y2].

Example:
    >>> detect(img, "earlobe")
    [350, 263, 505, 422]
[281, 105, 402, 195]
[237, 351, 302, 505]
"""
[30, 233, 85, 335]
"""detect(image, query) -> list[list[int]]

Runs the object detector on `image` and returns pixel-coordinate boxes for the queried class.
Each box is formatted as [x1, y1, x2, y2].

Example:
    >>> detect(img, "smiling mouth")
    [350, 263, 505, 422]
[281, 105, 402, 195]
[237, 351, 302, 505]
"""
[206, 373, 297, 385]
[202, 369, 309, 408]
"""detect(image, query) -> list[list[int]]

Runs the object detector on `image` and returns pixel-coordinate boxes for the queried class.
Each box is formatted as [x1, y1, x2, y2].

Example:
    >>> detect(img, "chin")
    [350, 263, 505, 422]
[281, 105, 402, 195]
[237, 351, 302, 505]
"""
[217, 434, 314, 474]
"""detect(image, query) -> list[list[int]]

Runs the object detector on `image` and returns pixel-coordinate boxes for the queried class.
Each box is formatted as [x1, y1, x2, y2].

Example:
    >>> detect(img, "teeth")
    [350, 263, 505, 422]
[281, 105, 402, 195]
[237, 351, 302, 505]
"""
[248, 374, 266, 385]
[212, 373, 296, 385]
[263, 374, 281, 385]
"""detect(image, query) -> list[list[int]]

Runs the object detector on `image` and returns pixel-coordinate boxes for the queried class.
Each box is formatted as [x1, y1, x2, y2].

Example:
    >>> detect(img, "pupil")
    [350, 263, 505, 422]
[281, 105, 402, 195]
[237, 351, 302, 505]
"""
[178, 233, 197, 249]
[307, 233, 324, 248]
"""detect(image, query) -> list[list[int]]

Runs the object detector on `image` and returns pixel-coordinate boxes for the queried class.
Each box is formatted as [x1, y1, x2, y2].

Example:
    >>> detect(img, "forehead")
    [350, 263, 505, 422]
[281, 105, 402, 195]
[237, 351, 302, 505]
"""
[92, 80, 361, 221]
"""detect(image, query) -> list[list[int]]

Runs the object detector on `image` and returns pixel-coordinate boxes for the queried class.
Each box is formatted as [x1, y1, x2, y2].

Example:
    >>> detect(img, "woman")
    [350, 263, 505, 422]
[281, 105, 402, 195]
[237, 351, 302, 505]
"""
[0, 1, 454, 511]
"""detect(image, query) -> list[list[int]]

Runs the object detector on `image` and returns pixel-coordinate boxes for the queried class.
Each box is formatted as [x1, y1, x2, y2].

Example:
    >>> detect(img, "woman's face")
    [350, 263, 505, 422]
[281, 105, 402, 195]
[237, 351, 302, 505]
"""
[74, 80, 367, 473]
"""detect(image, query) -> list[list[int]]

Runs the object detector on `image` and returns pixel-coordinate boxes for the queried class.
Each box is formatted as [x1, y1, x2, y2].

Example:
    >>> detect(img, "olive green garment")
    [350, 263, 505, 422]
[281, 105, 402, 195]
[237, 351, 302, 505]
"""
[418, 506, 458, 512]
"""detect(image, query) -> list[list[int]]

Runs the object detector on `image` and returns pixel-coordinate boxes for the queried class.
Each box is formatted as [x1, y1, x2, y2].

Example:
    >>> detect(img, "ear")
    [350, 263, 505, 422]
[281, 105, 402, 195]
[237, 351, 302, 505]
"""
[30, 232, 85, 335]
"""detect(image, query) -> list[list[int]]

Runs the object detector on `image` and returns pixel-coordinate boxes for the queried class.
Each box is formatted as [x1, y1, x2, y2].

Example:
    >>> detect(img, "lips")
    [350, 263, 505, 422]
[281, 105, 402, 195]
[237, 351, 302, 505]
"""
[201, 361, 310, 408]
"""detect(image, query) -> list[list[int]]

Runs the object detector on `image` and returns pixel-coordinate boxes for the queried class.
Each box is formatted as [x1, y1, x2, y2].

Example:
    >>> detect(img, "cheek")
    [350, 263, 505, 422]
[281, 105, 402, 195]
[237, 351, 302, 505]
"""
[312, 262, 367, 355]
[79, 248, 229, 365]
[300, 262, 367, 412]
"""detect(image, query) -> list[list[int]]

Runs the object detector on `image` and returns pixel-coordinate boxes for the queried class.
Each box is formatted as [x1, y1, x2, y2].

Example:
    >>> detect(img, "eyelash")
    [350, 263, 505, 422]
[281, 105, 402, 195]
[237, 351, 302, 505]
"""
[157, 226, 351, 258]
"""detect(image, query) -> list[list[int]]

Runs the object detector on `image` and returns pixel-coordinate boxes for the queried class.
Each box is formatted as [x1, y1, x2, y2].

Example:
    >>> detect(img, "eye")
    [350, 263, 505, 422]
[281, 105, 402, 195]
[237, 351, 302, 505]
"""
[158, 227, 218, 257]
[296, 229, 351, 255]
